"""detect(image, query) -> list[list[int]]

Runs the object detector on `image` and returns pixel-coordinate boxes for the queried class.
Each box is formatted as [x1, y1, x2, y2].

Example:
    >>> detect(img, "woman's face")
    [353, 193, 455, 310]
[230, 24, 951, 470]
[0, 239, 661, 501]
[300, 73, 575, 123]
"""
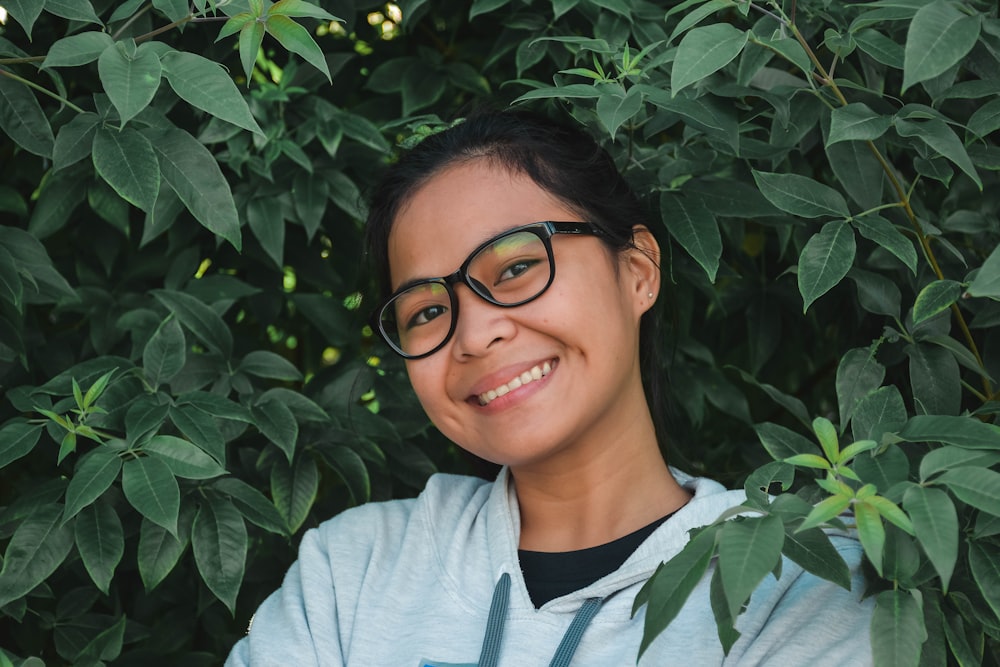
[386, 158, 658, 473]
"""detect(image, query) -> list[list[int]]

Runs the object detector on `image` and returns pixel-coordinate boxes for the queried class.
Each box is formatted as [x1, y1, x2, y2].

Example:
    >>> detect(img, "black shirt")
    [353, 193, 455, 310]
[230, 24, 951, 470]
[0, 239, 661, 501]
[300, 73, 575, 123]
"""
[518, 514, 672, 608]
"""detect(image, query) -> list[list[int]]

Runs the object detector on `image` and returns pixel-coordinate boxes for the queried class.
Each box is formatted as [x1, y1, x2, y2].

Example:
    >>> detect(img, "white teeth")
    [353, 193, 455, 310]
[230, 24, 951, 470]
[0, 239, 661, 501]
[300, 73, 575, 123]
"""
[478, 361, 553, 405]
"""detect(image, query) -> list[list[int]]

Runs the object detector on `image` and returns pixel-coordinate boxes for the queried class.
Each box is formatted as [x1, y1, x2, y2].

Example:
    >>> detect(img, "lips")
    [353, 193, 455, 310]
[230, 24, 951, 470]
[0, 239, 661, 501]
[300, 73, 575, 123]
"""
[477, 360, 553, 405]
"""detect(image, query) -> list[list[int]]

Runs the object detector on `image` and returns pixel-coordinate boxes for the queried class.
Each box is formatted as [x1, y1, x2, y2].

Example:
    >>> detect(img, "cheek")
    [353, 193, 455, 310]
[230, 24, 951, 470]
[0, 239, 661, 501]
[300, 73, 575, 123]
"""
[405, 360, 452, 414]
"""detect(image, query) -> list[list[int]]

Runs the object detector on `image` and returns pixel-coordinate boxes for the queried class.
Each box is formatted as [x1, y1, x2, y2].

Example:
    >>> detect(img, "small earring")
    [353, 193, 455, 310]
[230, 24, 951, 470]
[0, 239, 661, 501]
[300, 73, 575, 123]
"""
[647, 292, 654, 299]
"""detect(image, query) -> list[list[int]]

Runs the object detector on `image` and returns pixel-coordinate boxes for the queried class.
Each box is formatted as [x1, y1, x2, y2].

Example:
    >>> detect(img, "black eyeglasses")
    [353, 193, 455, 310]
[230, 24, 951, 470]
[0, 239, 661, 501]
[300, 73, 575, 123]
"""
[371, 221, 600, 359]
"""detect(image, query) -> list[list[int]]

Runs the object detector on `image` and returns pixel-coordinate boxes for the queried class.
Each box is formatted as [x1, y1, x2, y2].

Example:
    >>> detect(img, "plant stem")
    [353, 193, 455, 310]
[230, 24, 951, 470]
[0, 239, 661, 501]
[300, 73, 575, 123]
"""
[0, 55, 46, 65]
[112, 2, 155, 41]
[0, 68, 86, 114]
[786, 21, 994, 399]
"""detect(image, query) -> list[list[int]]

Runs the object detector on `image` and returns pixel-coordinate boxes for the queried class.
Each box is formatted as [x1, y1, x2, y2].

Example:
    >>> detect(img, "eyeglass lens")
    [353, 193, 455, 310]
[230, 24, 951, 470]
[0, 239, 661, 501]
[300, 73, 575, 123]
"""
[381, 230, 553, 357]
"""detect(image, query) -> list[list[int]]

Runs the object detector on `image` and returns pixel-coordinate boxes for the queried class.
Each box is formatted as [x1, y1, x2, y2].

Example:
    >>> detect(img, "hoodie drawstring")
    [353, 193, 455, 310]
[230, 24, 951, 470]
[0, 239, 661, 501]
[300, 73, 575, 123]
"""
[547, 597, 602, 667]
[478, 574, 604, 667]
[478, 573, 511, 667]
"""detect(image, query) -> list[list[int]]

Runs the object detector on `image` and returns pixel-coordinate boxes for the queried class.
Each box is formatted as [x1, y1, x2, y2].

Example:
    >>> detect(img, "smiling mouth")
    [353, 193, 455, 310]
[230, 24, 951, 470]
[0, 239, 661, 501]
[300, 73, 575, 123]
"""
[477, 361, 553, 406]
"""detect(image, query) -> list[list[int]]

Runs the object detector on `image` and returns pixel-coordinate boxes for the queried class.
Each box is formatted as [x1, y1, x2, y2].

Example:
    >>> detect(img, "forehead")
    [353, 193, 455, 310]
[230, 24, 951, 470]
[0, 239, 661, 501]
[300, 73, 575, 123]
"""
[386, 160, 575, 289]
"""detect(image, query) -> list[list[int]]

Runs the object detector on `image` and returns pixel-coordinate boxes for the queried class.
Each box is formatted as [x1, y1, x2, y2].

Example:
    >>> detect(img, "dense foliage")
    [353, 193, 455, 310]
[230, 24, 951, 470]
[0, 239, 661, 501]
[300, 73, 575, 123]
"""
[0, 0, 998, 665]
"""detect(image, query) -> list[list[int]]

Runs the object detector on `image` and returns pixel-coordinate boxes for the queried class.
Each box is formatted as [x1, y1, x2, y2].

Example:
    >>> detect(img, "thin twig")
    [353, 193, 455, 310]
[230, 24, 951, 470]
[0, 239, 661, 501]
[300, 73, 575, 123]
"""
[0, 68, 85, 113]
[112, 2, 154, 41]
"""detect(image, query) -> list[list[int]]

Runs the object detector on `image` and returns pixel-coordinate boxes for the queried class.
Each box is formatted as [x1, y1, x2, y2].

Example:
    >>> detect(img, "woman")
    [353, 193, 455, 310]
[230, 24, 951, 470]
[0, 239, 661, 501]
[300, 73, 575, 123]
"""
[226, 111, 872, 665]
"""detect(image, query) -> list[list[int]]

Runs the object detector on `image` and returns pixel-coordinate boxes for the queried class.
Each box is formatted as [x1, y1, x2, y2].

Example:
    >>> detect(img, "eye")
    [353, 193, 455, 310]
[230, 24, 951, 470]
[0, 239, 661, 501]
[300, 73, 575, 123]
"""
[406, 304, 449, 329]
[497, 258, 543, 283]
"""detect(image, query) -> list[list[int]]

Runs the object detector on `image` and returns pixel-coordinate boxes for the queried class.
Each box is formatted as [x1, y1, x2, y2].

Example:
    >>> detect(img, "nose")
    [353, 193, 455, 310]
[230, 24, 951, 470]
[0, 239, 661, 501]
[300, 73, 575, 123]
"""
[449, 284, 516, 359]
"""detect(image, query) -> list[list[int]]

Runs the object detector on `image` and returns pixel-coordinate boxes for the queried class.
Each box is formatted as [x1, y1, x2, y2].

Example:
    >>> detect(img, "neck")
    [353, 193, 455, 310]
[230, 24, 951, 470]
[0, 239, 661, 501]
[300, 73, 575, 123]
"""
[512, 409, 691, 552]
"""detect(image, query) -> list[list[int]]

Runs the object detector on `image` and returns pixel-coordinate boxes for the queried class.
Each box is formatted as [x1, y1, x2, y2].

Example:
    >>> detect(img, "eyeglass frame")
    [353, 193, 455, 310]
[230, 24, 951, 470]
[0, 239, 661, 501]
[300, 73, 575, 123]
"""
[370, 220, 602, 360]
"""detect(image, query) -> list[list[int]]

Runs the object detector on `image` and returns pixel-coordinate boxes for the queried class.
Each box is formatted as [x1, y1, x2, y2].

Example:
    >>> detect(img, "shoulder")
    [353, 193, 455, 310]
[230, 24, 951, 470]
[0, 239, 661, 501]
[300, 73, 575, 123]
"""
[307, 472, 494, 562]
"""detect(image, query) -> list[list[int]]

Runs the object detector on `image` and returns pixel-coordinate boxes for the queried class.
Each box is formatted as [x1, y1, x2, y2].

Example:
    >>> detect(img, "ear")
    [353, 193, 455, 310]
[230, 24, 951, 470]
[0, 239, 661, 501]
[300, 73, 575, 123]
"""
[622, 225, 661, 316]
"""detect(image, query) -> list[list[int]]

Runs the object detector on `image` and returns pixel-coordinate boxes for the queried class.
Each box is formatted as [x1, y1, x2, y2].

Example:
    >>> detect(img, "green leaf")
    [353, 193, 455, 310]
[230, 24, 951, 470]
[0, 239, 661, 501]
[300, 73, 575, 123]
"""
[905, 344, 960, 416]
[122, 455, 180, 536]
[212, 478, 287, 535]
[74, 501, 124, 594]
[798, 220, 856, 313]
[849, 268, 901, 318]
[192, 495, 246, 614]
[968, 541, 1000, 625]
[912, 280, 960, 325]
[246, 196, 285, 268]
[919, 446, 1000, 481]
[812, 416, 840, 462]
[264, 14, 331, 82]
[270, 455, 318, 534]
[317, 445, 370, 504]
[967, 244, 1000, 299]
[238, 350, 303, 381]
[718, 515, 784, 619]
[270, 0, 341, 21]
[827, 103, 892, 146]
[968, 98, 1000, 140]
[0, 422, 43, 469]
[708, 565, 741, 654]
[142, 316, 186, 388]
[667, 0, 736, 43]
[871, 590, 927, 667]
[0, 75, 55, 158]
[168, 404, 226, 465]
[92, 125, 160, 213]
[734, 368, 811, 426]
[3, 0, 44, 38]
[902, 0, 981, 93]
[98, 40, 162, 126]
[851, 214, 918, 274]
[177, 391, 252, 423]
[125, 397, 170, 447]
[161, 51, 264, 136]
[854, 29, 904, 69]
[937, 467, 1000, 516]
[42, 32, 114, 68]
[635, 524, 719, 657]
[836, 347, 885, 430]
[751, 171, 850, 219]
[152, 0, 188, 21]
[660, 194, 721, 283]
[63, 447, 122, 522]
[44, 0, 102, 24]
[237, 19, 266, 82]
[896, 118, 981, 189]
[0, 505, 74, 608]
[137, 511, 191, 591]
[469, 0, 509, 20]
[142, 435, 226, 479]
[292, 172, 329, 240]
[152, 288, 233, 358]
[855, 501, 886, 575]
[595, 85, 643, 139]
[903, 486, 957, 592]
[799, 494, 852, 532]
[672, 24, 748, 95]
[145, 127, 242, 251]
[53, 112, 100, 172]
[252, 400, 299, 462]
[754, 422, 820, 460]
[782, 524, 852, 590]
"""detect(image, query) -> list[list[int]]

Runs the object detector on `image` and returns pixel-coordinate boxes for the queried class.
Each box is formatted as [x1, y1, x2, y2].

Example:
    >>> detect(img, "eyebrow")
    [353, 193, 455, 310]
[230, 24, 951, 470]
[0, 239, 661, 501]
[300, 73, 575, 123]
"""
[389, 223, 530, 293]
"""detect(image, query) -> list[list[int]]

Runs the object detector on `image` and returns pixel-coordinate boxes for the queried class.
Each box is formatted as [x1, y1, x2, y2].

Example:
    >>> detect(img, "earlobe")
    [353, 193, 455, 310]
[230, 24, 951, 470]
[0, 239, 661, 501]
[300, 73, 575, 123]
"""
[626, 226, 661, 313]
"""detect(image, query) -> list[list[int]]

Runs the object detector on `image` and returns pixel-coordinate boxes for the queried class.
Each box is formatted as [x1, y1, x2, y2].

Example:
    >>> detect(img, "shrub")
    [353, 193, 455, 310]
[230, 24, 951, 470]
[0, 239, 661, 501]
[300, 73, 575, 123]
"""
[0, 0, 997, 665]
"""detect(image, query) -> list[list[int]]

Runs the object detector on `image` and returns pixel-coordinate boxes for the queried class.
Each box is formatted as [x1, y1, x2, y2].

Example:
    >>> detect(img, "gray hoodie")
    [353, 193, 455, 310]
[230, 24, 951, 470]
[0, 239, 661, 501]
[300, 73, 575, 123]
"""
[226, 467, 873, 666]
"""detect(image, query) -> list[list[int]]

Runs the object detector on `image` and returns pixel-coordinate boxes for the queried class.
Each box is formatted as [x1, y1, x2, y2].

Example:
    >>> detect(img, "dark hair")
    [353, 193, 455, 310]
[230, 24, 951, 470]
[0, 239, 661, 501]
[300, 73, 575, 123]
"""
[364, 109, 674, 455]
